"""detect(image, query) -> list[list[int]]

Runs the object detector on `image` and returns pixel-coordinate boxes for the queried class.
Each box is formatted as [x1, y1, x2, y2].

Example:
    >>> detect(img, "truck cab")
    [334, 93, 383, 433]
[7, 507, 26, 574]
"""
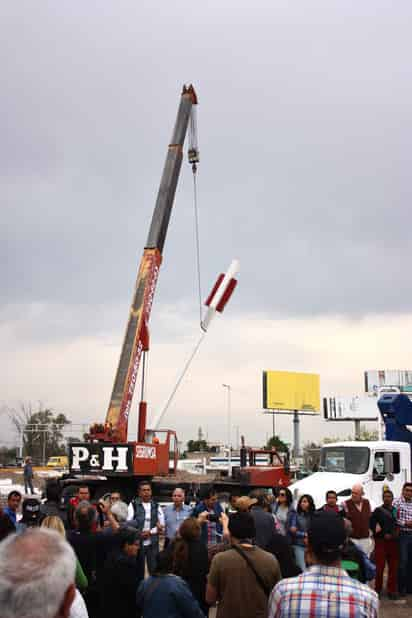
[289, 440, 411, 509]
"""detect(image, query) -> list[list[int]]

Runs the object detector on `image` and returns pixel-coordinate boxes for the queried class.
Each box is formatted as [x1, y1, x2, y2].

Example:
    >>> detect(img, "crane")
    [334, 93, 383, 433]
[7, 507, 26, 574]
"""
[88, 84, 198, 446]
[63, 84, 288, 500]
[67, 85, 198, 483]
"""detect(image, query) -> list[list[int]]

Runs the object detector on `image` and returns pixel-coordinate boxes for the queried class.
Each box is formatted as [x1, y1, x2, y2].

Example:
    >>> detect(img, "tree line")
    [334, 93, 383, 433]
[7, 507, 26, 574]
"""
[4, 403, 78, 463]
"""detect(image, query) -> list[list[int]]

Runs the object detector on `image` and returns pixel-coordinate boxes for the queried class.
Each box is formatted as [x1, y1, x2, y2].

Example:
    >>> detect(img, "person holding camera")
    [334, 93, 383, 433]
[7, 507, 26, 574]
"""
[191, 486, 224, 547]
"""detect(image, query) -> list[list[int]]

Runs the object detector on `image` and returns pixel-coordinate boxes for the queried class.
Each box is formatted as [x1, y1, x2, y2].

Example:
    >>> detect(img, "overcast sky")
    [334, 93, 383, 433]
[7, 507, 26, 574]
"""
[1, 1, 411, 449]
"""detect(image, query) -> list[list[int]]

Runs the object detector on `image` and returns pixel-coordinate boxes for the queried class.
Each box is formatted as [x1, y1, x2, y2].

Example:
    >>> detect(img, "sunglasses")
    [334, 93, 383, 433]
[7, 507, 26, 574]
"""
[279, 492, 286, 497]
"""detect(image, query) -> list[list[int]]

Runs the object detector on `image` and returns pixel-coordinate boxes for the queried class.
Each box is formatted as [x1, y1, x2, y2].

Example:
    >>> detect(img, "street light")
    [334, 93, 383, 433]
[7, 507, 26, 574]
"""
[222, 384, 231, 472]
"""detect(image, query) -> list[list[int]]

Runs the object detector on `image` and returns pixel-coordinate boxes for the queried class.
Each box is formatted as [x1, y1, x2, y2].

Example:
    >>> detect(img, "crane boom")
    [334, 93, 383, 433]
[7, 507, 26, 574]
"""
[90, 85, 198, 443]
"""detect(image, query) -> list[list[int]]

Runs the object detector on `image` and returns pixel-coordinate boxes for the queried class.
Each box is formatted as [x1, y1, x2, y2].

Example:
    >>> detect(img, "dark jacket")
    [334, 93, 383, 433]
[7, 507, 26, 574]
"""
[250, 507, 276, 550]
[317, 504, 345, 518]
[23, 462, 33, 479]
[293, 511, 313, 547]
[137, 574, 205, 618]
[131, 498, 160, 552]
[370, 505, 399, 539]
[67, 530, 97, 583]
[67, 529, 99, 617]
[101, 548, 145, 618]
[40, 500, 68, 527]
[266, 533, 301, 579]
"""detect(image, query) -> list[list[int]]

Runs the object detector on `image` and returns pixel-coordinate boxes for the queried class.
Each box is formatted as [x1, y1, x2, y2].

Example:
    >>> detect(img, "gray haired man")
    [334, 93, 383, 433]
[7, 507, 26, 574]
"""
[163, 487, 191, 545]
[0, 528, 81, 618]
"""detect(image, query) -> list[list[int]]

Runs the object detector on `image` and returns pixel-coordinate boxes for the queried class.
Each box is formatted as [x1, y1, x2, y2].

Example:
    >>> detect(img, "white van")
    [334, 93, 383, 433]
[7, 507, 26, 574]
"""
[289, 440, 410, 509]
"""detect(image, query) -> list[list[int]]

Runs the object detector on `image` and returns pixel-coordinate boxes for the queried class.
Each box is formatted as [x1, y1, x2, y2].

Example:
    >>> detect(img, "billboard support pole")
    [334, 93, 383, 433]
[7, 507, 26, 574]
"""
[354, 419, 361, 440]
[293, 410, 300, 459]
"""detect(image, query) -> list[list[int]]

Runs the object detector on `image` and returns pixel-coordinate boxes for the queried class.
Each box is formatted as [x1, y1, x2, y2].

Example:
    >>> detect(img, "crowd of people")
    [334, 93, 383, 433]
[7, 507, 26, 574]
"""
[1, 477, 412, 617]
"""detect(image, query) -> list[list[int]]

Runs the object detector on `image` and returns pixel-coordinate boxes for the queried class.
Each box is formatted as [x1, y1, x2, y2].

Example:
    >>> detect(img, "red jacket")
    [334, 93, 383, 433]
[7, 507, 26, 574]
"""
[343, 498, 371, 539]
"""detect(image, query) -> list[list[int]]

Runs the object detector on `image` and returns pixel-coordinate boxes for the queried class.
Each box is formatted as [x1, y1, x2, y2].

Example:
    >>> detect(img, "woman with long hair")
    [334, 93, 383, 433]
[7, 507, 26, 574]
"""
[291, 494, 315, 571]
[168, 517, 209, 614]
[137, 549, 205, 617]
[40, 515, 89, 618]
[101, 526, 145, 618]
[41, 515, 88, 592]
[272, 487, 296, 537]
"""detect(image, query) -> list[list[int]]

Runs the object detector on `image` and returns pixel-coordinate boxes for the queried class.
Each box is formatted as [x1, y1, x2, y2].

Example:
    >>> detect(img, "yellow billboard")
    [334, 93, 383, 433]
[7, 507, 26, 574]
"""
[263, 370, 320, 412]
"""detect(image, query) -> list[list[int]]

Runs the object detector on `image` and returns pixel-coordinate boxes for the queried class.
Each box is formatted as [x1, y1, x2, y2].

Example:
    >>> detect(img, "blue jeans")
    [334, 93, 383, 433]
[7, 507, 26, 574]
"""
[24, 478, 34, 494]
[398, 533, 412, 593]
[294, 545, 306, 572]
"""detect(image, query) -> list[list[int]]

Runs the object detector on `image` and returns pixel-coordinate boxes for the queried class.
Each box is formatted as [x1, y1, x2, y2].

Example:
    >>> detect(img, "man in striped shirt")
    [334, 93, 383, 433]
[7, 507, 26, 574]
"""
[268, 511, 378, 618]
[393, 481, 412, 595]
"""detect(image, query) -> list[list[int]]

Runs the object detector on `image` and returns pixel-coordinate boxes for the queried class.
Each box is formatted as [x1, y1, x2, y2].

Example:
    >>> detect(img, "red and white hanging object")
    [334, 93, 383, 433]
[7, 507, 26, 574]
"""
[201, 259, 239, 332]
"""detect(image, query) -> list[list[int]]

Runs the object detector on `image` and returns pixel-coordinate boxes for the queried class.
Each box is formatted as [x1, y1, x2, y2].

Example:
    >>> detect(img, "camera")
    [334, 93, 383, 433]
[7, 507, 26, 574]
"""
[208, 513, 219, 523]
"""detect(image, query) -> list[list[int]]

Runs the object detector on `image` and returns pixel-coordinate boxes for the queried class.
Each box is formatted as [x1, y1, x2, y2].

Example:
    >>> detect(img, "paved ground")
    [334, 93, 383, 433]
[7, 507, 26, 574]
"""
[208, 597, 412, 617]
[207, 593, 412, 617]
[380, 596, 412, 617]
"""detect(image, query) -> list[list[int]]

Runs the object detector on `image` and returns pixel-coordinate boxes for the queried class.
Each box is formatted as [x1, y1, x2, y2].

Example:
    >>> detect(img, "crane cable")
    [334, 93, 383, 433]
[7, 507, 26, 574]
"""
[192, 170, 203, 326]
[153, 106, 204, 430]
[151, 330, 206, 430]
[188, 105, 203, 327]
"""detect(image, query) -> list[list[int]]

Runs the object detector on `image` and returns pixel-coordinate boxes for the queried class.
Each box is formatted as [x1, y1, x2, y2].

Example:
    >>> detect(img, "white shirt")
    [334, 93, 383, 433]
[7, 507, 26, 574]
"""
[127, 501, 165, 546]
[70, 589, 88, 618]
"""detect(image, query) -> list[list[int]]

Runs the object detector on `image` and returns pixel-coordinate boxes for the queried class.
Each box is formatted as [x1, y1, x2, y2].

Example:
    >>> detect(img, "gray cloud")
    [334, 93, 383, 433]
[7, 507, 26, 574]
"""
[2, 1, 412, 343]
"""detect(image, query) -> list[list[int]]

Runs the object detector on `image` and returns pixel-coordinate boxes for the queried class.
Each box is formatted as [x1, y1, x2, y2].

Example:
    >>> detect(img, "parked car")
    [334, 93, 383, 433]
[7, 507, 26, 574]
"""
[47, 455, 69, 468]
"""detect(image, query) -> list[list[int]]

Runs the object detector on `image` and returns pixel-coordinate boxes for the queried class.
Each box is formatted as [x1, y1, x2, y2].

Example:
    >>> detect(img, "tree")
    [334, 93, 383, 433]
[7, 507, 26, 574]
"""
[358, 427, 379, 441]
[8, 403, 70, 463]
[324, 426, 379, 443]
[0, 447, 18, 465]
[265, 435, 289, 453]
[303, 441, 322, 470]
[186, 439, 210, 453]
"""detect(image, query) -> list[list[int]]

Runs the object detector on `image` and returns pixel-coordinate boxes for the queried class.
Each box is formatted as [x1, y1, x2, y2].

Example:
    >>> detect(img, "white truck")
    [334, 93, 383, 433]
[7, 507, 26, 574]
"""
[289, 440, 411, 509]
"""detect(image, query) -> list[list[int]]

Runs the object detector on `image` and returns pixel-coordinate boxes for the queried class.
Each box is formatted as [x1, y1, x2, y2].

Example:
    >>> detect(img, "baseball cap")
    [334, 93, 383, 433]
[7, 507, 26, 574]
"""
[308, 512, 346, 553]
[235, 496, 258, 512]
[22, 498, 41, 523]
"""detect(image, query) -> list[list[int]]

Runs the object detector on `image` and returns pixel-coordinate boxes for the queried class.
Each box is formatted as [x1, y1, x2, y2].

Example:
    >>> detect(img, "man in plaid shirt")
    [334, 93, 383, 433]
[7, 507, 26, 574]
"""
[268, 511, 378, 618]
[393, 481, 412, 595]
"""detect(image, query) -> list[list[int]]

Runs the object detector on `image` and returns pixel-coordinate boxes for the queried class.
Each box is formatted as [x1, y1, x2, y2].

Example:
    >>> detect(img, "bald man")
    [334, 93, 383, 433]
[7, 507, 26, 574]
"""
[343, 484, 372, 556]
[163, 487, 191, 545]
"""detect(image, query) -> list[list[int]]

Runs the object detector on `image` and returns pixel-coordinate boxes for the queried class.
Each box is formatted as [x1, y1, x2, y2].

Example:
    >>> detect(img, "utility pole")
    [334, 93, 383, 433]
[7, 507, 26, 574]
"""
[42, 427, 47, 466]
[293, 411, 300, 459]
[222, 384, 232, 473]
[234, 425, 240, 451]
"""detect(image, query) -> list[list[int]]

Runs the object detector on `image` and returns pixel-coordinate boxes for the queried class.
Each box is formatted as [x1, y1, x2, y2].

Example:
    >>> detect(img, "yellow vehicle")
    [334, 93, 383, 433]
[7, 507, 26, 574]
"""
[46, 456, 68, 468]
